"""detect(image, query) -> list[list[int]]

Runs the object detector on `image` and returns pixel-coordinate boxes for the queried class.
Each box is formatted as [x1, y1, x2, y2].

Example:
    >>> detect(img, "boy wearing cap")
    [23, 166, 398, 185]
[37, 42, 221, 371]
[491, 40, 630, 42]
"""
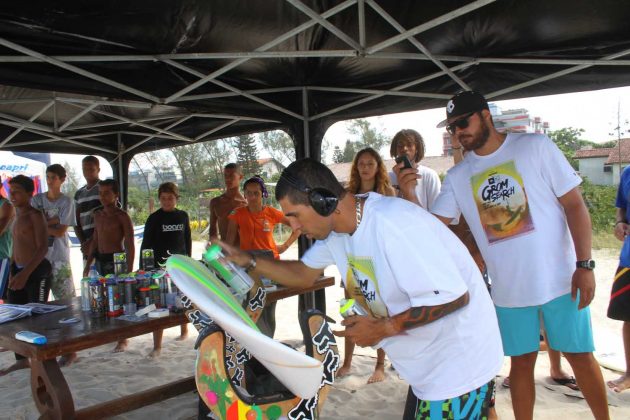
[430, 91, 609, 419]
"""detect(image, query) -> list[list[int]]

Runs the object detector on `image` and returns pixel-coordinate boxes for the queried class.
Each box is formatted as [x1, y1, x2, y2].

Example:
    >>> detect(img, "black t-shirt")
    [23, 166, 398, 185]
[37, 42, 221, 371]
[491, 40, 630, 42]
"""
[140, 208, 191, 268]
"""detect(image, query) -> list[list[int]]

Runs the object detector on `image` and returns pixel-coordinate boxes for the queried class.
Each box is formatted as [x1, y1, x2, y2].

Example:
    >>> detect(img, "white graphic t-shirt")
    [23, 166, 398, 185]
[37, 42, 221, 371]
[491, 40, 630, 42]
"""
[302, 194, 503, 401]
[31, 193, 76, 263]
[389, 164, 441, 210]
[432, 133, 582, 307]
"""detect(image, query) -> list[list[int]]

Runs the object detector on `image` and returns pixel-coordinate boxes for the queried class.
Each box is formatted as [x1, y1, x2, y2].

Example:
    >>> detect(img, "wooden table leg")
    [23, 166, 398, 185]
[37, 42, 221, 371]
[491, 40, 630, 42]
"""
[30, 359, 75, 420]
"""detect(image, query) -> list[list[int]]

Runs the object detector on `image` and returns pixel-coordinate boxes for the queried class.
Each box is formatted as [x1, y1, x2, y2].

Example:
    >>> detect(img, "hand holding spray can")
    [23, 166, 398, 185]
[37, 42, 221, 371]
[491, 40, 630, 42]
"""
[202, 244, 254, 297]
[339, 298, 368, 318]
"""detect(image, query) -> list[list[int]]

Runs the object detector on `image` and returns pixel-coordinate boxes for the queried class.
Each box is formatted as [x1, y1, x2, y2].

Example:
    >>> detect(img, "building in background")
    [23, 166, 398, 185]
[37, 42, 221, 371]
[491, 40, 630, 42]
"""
[129, 166, 181, 191]
[442, 103, 550, 156]
[257, 158, 285, 179]
[575, 138, 630, 186]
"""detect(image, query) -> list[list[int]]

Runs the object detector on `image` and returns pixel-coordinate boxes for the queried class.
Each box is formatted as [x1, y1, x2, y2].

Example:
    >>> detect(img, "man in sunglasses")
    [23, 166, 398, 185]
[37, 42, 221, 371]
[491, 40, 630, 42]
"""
[432, 91, 609, 420]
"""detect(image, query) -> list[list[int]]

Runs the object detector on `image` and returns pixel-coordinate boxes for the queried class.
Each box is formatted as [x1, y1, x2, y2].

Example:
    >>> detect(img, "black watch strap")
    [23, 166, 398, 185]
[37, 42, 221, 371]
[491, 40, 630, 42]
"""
[576, 259, 595, 270]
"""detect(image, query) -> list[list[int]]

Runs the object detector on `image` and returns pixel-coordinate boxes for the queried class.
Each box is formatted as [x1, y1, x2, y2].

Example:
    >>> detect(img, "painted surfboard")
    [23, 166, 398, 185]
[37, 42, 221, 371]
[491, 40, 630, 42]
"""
[166, 255, 324, 399]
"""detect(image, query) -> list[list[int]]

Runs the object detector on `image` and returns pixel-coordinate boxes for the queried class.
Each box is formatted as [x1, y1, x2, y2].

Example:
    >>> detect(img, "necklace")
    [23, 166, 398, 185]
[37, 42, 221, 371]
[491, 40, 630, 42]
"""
[354, 193, 368, 231]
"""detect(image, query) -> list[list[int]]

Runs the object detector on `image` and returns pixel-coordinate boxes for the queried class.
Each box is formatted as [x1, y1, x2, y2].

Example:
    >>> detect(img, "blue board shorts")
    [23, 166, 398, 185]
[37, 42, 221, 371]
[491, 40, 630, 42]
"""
[495, 292, 595, 356]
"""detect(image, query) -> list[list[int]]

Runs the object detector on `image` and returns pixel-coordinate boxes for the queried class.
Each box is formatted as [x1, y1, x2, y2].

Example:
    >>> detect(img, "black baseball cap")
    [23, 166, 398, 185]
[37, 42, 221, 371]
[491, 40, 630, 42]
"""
[436, 91, 489, 128]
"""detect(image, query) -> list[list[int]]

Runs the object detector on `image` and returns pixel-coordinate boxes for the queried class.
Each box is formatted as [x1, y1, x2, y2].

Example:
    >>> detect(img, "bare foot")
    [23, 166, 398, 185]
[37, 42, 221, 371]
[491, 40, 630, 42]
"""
[367, 365, 386, 384]
[337, 364, 352, 377]
[148, 348, 162, 358]
[607, 375, 630, 393]
[0, 359, 30, 376]
[175, 333, 188, 342]
[112, 340, 128, 353]
[59, 353, 79, 367]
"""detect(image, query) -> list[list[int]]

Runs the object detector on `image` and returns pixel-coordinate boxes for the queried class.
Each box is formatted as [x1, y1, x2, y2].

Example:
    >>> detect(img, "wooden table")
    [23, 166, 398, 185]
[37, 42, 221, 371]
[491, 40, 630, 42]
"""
[0, 276, 334, 420]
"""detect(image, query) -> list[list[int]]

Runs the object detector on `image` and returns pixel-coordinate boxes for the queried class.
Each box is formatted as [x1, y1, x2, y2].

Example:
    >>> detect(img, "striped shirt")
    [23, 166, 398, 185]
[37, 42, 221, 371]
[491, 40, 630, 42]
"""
[74, 183, 101, 241]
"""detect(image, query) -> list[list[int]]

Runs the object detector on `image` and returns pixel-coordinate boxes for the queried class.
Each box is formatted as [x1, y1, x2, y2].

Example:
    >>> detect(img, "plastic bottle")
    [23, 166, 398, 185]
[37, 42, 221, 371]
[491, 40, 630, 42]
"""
[203, 244, 254, 297]
[80, 278, 91, 311]
[88, 265, 99, 281]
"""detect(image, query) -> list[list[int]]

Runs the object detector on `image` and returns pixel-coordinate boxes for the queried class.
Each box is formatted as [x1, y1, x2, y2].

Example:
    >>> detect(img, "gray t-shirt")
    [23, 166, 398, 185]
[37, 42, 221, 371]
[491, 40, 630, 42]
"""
[31, 193, 76, 263]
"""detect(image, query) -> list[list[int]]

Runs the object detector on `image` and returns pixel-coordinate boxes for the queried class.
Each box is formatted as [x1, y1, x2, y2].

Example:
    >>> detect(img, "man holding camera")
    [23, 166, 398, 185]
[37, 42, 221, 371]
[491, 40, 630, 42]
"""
[430, 91, 609, 420]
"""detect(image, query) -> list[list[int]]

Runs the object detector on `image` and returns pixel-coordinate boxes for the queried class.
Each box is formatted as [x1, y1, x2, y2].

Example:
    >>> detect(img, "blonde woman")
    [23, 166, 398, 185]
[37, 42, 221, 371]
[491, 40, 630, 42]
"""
[339, 147, 394, 384]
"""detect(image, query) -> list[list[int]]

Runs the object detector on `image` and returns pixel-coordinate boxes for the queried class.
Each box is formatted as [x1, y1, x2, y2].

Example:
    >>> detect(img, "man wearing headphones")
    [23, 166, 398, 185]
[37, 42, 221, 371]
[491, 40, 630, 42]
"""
[216, 158, 503, 419]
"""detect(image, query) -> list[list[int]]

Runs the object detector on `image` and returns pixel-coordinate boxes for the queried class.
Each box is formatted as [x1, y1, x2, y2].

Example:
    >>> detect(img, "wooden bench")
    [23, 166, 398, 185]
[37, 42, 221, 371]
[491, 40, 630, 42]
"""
[0, 276, 335, 419]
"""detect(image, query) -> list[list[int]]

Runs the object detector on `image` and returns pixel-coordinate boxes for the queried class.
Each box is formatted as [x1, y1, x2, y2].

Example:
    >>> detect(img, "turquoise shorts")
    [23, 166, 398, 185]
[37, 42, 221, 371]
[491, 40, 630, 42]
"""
[495, 292, 595, 356]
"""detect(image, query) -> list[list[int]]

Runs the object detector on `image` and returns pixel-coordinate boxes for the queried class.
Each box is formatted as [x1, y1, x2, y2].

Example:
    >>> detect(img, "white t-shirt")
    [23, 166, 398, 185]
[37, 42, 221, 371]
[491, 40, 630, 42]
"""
[432, 133, 582, 307]
[302, 193, 503, 401]
[389, 164, 441, 210]
[31, 193, 76, 263]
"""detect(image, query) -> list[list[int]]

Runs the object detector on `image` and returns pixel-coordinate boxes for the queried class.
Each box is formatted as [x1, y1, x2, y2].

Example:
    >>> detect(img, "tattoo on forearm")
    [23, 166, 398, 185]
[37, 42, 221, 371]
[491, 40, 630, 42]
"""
[400, 292, 470, 330]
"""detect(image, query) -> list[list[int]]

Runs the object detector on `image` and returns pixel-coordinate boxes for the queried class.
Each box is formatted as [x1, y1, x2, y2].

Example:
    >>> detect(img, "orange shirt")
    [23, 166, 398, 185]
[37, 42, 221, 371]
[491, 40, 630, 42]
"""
[227, 206, 285, 259]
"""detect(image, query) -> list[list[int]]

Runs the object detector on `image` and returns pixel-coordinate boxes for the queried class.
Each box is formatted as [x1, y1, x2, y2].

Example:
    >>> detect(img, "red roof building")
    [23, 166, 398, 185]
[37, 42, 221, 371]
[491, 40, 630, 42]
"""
[574, 138, 630, 185]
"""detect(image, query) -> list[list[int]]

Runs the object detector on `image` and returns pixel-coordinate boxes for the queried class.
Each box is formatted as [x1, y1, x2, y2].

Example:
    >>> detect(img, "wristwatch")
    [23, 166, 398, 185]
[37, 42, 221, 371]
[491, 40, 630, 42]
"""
[576, 259, 595, 270]
[244, 254, 257, 273]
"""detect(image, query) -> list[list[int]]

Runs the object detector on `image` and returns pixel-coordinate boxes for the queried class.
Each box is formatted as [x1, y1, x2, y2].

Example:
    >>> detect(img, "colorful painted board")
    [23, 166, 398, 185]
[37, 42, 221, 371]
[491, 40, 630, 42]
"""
[166, 255, 324, 399]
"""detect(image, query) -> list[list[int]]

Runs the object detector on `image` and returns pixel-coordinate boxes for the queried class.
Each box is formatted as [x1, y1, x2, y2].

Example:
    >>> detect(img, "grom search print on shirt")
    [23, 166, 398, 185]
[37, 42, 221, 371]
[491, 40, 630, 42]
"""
[470, 160, 535, 244]
[344, 255, 388, 318]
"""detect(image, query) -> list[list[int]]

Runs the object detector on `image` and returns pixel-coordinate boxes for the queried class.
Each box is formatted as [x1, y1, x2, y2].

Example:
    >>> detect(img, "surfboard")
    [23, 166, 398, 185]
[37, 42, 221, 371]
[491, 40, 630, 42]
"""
[596, 352, 626, 373]
[594, 329, 626, 373]
[166, 255, 324, 399]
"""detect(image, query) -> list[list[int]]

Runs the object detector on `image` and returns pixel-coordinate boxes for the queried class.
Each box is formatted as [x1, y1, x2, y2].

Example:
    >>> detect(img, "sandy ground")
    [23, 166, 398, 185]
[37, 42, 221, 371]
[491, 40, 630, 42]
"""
[0, 243, 629, 419]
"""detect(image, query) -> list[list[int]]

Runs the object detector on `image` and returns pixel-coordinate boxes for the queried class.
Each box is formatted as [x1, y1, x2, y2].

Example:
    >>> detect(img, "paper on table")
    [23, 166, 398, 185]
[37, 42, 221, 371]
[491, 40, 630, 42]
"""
[0, 304, 33, 324]
[23, 303, 67, 314]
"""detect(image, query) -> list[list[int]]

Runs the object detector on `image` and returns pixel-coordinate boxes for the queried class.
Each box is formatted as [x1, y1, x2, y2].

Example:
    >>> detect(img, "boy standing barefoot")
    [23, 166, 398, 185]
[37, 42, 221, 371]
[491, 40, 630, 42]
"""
[140, 182, 191, 357]
[32, 164, 77, 366]
[0, 175, 51, 376]
[84, 179, 134, 353]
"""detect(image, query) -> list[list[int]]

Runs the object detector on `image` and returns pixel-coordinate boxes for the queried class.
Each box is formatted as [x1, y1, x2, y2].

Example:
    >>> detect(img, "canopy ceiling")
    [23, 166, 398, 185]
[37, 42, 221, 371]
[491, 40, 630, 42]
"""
[1, 0, 630, 162]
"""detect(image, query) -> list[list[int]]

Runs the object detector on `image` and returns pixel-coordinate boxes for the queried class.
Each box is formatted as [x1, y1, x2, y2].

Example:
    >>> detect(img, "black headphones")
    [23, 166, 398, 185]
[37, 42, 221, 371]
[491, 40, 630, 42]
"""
[280, 172, 339, 216]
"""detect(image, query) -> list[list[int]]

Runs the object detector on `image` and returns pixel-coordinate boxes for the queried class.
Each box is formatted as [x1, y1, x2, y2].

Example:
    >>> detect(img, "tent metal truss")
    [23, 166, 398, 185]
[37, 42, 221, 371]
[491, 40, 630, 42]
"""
[1, 0, 630, 164]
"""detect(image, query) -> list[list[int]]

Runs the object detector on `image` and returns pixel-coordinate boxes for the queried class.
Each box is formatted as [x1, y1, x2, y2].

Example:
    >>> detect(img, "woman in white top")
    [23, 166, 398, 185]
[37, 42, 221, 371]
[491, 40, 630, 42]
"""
[389, 129, 441, 211]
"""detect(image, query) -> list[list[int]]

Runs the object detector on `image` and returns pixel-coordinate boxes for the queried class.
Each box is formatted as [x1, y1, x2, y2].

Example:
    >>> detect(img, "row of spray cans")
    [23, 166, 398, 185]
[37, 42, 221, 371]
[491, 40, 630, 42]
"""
[80, 250, 182, 318]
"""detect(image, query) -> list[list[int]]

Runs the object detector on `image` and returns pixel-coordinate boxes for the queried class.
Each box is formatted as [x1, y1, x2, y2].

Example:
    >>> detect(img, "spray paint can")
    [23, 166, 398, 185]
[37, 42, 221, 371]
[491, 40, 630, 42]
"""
[113, 252, 127, 276]
[339, 298, 368, 318]
[142, 249, 155, 270]
[89, 279, 106, 318]
[202, 244, 254, 297]
[106, 278, 123, 317]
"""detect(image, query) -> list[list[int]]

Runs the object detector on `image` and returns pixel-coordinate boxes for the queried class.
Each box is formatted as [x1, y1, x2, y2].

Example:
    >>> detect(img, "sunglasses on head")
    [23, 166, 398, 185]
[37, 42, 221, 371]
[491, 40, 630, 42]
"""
[446, 112, 475, 135]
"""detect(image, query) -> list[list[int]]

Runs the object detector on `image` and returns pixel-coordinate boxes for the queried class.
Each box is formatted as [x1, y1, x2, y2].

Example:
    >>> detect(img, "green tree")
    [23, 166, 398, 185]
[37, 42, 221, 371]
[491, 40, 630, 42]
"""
[202, 139, 233, 188]
[580, 178, 617, 232]
[347, 118, 388, 152]
[170, 143, 210, 190]
[332, 145, 344, 163]
[594, 140, 617, 149]
[342, 140, 357, 163]
[259, 130, 295, 165]
[549, 127, 587, 169]
[235, 135, 262, 178]
[62, 161, 80, 197]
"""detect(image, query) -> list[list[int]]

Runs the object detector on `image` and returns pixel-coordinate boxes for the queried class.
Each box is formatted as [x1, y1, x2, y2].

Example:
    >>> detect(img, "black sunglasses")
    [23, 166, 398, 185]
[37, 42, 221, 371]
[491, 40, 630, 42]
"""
[446, 112, 475, 135]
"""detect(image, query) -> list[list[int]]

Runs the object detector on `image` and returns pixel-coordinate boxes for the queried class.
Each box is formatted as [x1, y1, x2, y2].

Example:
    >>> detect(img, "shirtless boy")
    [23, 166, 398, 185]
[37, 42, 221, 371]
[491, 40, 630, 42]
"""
[209, 163, 246, 242]
[84, 179, 134, 352]
[0, 175, 51, 376]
